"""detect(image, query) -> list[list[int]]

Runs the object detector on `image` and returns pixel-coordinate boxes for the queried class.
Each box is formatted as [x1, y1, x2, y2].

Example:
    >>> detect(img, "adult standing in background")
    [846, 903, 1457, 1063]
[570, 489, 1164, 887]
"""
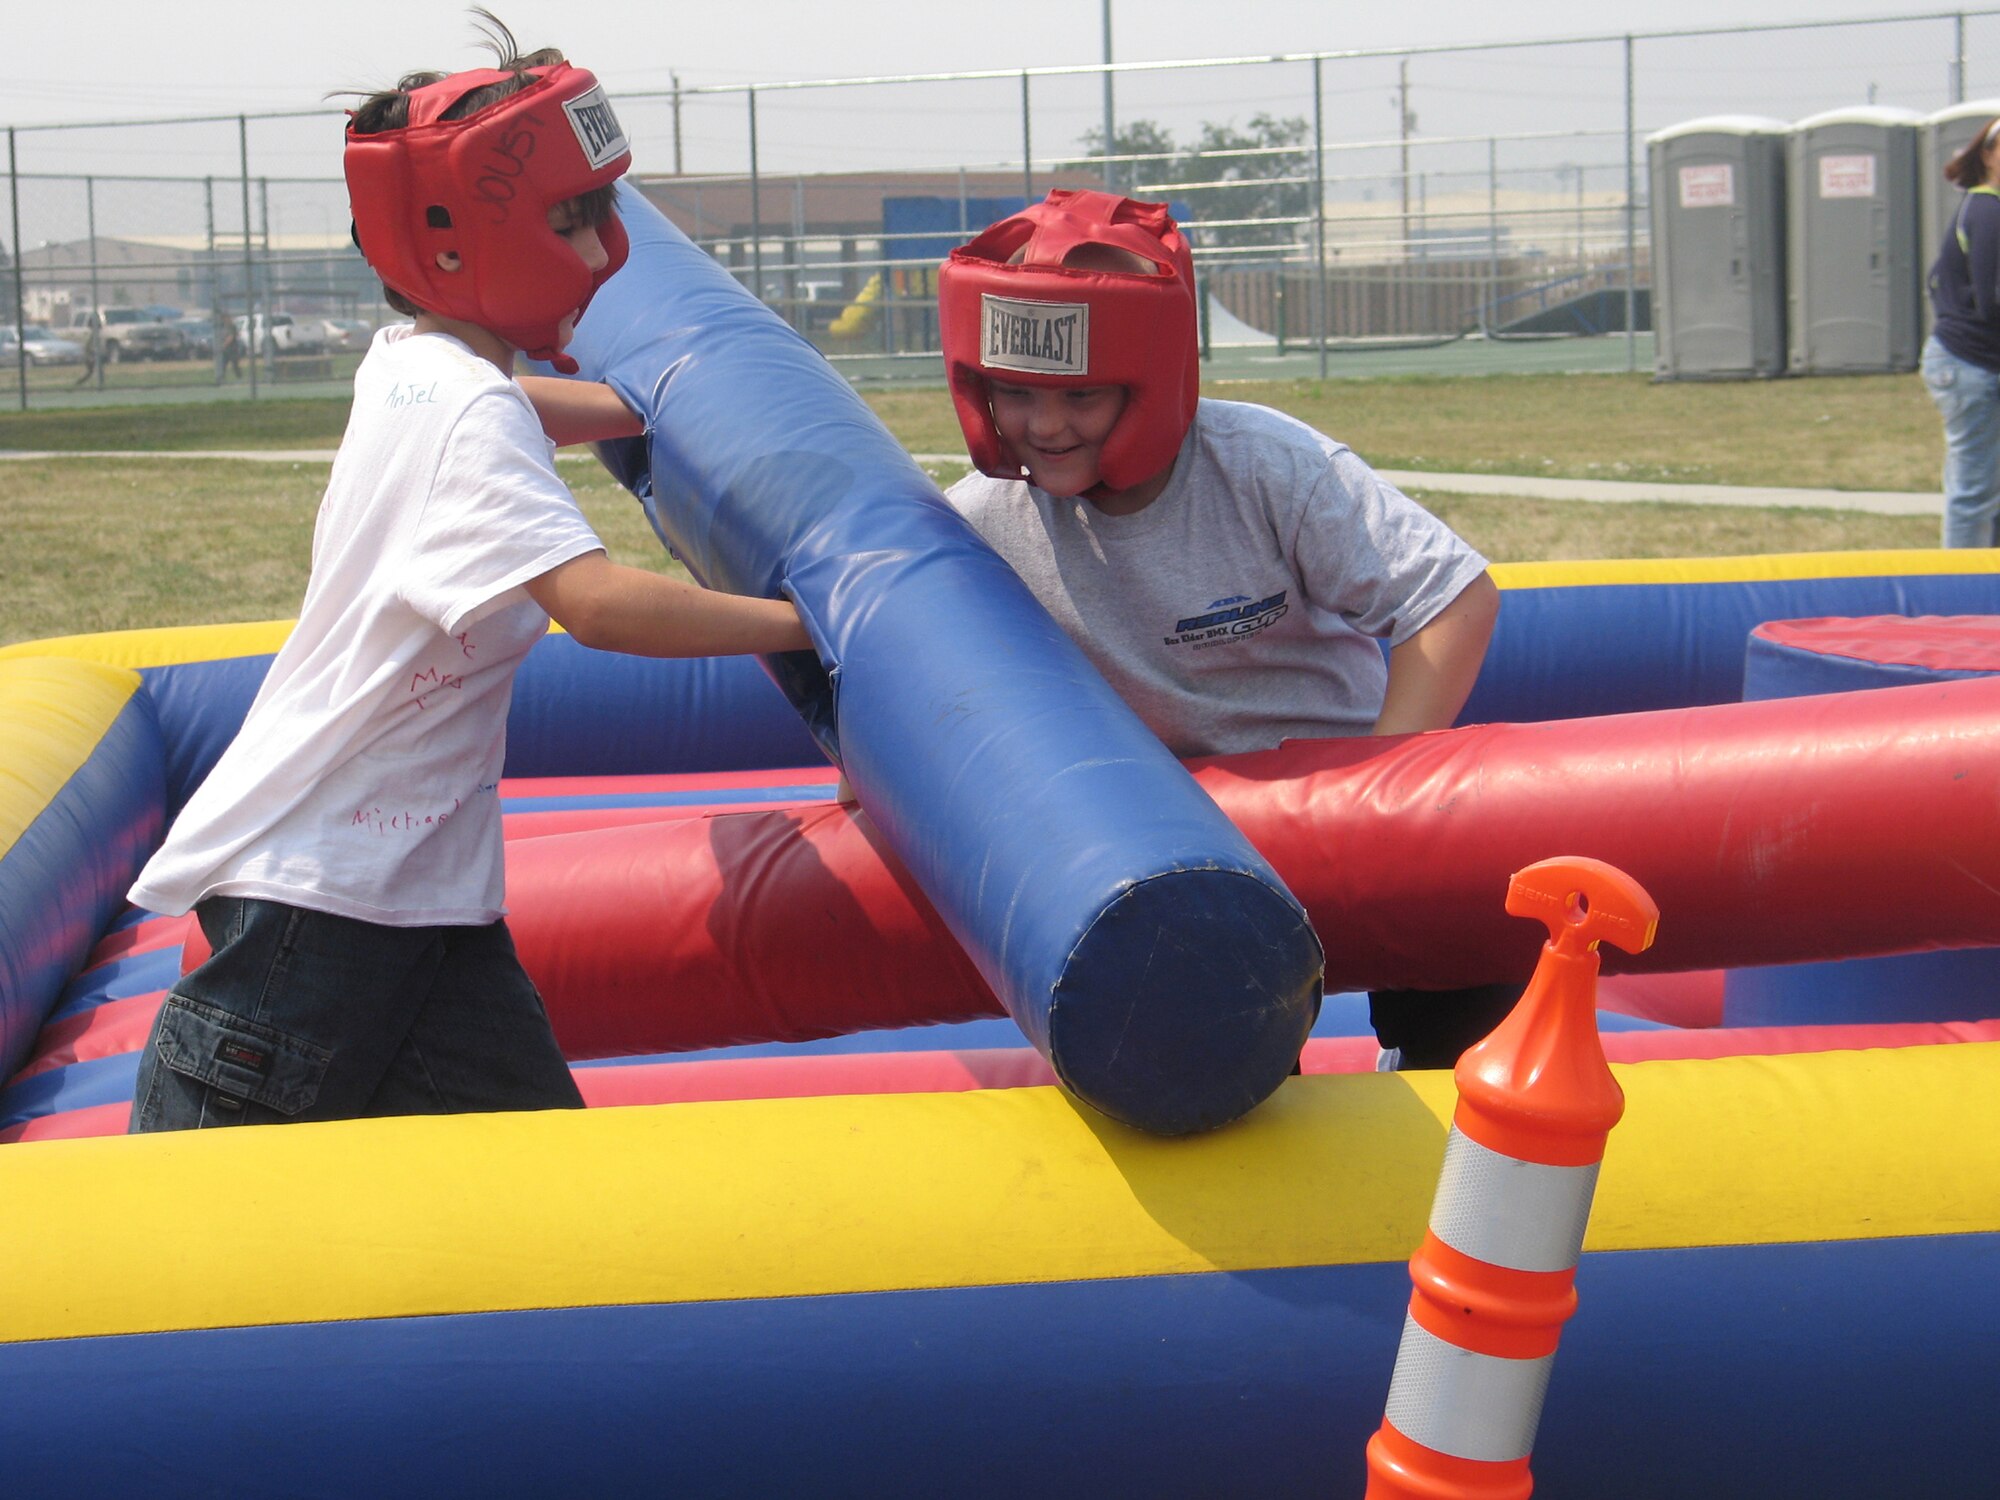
[71, 317, 101, 388]
[1923, 114, 2000, 548]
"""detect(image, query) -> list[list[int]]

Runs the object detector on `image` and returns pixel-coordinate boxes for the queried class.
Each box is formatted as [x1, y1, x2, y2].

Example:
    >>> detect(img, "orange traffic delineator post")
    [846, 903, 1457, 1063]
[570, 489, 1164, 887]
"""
[1364, 855, 1659, 1500]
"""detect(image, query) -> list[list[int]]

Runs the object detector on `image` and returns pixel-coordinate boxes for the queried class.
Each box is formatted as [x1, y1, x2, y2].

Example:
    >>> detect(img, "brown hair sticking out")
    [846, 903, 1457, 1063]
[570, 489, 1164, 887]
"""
[1943, 117, 2000, 189]
[344, 9, 618, 316]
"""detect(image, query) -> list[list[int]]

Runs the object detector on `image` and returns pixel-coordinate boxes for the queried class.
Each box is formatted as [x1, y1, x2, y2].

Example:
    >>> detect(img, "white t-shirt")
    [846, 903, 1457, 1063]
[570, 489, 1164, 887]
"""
[129, 327, 604, 926]
[946, 398, 1490, 757]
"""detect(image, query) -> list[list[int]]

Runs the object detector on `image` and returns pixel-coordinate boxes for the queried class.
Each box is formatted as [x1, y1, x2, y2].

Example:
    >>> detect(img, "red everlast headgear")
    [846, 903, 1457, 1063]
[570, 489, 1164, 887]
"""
[344, 62, 631, 373]
[938, 189, 1199, 492]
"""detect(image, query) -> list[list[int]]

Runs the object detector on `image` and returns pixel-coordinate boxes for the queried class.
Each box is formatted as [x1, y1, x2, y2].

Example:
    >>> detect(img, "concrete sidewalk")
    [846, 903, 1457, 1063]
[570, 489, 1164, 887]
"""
[2, 446, 1941, 516]
[1373, 469, 1938, 518]
[908, 455, 1939, 517]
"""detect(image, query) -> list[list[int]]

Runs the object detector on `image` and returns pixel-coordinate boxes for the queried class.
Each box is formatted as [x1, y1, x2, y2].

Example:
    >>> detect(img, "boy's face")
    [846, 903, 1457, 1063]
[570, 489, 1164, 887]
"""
[988, 381, 1128, 497]
[547, 200, 615, 348]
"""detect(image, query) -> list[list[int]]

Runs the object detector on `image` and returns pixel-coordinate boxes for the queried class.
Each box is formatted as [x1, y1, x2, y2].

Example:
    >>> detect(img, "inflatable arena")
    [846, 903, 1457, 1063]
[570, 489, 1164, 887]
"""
[3, 187, 1997, 1497]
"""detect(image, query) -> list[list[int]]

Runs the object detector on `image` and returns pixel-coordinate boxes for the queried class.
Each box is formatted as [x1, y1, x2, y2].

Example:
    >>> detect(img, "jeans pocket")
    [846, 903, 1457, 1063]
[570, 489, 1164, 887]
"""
[151, 993, 332, 1116]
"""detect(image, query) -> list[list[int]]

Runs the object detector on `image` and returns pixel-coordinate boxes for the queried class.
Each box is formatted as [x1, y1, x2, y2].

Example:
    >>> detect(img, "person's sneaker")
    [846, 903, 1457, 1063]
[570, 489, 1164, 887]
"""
[1374, 1046, 1403, 1073]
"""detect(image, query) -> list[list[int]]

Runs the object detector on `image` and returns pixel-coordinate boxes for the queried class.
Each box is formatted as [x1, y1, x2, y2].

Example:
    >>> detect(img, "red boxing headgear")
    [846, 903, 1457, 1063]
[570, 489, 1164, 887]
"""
[938, 190, 1199, 492]
[344, 62, 631, 372]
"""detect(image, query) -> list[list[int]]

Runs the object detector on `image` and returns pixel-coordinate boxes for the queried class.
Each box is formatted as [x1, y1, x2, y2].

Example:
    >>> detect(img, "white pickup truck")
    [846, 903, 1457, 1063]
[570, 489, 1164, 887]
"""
[76, 308, 186, 362]
[233, 312, 329, 357]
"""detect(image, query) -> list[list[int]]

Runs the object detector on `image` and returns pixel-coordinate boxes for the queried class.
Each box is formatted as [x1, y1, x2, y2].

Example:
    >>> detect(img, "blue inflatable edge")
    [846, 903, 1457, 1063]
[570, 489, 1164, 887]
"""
[0, 692, 163, 1084]
[1, 1235, 1991, 1500]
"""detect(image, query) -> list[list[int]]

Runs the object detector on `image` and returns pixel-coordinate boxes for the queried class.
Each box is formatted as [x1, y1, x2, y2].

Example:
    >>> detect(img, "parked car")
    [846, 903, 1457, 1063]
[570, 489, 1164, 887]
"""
[1, 324, 86, 366]
[319, 317, 375, 352]
[170, 316, 216, 358]
[233, 312, 328, 357]
[75, 308, 187, 362]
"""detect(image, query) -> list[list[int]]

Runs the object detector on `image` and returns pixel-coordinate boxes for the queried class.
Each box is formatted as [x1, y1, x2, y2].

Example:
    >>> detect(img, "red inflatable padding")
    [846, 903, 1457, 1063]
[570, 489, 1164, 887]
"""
[1596, 1019, 2000, 1062]
[15, 992, 164, 1080]
[1206, 676, 2000, 990]
[1757, 615, 2000, 672]
[502, 677, 2000, 1054]
[508, 804, 1004, 1057]
[574, 1046, 1063, 1106]
[83, 915, 193, 970]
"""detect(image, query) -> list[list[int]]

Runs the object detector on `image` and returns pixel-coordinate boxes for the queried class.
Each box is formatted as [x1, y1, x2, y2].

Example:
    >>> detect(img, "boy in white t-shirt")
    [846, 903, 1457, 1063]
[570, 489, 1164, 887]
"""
[937, 190, 1509, 1069]
[127, 27, 811, 1132]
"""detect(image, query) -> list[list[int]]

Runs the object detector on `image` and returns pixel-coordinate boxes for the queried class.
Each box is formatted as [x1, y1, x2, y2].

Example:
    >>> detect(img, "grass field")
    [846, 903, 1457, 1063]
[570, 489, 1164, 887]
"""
[0, 371, 1945, 647]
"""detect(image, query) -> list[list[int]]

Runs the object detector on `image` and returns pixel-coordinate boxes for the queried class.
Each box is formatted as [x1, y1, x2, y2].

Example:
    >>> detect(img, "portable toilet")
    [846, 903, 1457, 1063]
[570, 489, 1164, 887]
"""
[1920, 99, 2000, 332]
[1787, 106, 1924, 374]
[1648, 116, 1789, 380]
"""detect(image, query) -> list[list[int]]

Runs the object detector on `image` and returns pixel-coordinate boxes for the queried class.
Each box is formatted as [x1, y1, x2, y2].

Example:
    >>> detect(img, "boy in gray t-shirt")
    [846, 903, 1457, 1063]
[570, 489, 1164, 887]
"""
[938, 189, 1506, 1069]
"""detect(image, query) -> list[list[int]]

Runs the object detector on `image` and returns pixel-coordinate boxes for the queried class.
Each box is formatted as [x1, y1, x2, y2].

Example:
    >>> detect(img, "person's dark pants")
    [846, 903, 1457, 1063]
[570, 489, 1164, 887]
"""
[130, 896, 583, 1133]
[1368, 981, 1527, 1070]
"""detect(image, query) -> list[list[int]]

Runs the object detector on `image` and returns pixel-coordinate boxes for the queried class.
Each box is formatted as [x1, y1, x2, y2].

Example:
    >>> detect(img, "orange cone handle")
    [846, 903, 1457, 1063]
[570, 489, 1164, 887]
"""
[1365, 856, 1658, 1500]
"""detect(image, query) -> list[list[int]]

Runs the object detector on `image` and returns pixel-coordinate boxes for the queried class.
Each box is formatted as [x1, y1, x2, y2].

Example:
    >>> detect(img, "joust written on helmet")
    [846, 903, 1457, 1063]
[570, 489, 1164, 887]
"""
[938, 189, 1200, 492]
[344, 62, 632, 371]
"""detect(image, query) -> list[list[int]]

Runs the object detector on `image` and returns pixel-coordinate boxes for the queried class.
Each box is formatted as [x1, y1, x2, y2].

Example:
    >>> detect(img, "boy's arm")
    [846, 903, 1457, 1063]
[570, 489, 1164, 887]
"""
[1372, 571, 1499, 737]
[516, 376, 647, 446]
[524, 551, 812, 658]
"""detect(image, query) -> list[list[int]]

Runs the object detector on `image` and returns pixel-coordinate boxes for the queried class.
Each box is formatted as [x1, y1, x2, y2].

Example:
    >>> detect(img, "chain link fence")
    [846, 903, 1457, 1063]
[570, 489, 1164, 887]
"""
[6, 9, 1997, 408]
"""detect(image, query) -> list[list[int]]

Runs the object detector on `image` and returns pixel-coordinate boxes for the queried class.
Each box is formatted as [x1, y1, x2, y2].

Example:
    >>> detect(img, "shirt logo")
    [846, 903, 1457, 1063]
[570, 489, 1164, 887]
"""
[980, 295, 1089, 377]
[564, 87, 629, 171]
[1166, 590, 1290, 646]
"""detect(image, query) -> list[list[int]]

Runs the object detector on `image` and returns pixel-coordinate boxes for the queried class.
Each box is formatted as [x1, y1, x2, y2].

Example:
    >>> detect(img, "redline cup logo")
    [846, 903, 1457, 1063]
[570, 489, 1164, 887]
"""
[563, 87, 629, 171]
[980, 295, 1089, 377]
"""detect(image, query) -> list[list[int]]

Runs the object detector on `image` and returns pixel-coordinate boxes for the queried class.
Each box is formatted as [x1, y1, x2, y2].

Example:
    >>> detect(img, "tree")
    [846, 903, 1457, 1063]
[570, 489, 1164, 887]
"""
[1075, 119, 1178, 198]
[1179, 114, 1313, 249]
[1072, 115, 1314, 248]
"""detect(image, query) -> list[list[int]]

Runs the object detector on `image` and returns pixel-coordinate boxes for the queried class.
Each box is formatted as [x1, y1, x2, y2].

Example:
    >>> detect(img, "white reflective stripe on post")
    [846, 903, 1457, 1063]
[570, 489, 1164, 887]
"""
[1382, 1312, 1554, 1464]
[1428, 1126, 1600, 1273]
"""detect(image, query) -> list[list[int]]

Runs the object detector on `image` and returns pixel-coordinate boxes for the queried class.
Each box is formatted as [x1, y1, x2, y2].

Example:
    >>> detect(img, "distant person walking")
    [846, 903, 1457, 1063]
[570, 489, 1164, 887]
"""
[215, 311, 245, 381]
[1923, 114, 2000, 548]
[71, 319, 101, 387]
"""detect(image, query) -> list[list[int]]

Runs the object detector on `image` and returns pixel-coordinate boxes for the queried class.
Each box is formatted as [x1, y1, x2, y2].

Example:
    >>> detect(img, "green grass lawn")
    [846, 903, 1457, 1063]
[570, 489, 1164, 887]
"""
[0, 371, 1946, 647]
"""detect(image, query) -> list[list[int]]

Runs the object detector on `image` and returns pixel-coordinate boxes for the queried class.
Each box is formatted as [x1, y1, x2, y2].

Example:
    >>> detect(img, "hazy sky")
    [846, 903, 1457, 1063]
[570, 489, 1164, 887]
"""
[6, 0, 1991, 245]
[4, 0, 1982, 123]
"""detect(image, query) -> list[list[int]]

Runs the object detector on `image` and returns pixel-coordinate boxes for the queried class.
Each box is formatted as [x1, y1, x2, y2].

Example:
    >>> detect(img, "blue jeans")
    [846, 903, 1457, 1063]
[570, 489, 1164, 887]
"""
[1921, 335, 2000, 549]
[129, 897, 583, 1132]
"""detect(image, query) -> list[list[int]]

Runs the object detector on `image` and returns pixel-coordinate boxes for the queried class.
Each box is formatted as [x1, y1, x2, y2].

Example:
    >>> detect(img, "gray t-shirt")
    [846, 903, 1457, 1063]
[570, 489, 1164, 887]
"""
[946, 397, 1490, 757]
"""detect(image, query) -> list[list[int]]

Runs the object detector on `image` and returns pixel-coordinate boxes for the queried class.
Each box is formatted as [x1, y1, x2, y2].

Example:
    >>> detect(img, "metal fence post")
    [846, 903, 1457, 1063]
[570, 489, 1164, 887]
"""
[8, 127, 26, 410]
[1313, 55, 1327, 380]
[1487, 136, 1499, 337]
[748, 87, 764, 313]
[240, 115, 257, 401]
[1623, 35, 1638, 373]
[85, 177, 102, 392]
[205, 176, 219, 384]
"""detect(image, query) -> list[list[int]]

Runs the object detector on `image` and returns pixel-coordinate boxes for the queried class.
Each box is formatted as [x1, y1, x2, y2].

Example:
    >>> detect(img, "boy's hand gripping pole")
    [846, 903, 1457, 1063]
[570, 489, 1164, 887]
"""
[1365, 857, 1659, 1500]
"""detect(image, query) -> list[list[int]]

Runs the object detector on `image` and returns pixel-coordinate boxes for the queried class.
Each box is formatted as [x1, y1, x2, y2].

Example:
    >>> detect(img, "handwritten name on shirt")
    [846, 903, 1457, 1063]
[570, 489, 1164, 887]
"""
[347, 783, 495, 838]
[352, 798, 460, 836]
[385, 381, 441, 409]
[409, 667, 465, 711]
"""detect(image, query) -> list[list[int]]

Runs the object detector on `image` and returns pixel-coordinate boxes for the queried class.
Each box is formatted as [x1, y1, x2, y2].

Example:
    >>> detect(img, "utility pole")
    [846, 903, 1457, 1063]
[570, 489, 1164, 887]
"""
[671, 72, 684, 175]
[1101, 0, 1117, 193]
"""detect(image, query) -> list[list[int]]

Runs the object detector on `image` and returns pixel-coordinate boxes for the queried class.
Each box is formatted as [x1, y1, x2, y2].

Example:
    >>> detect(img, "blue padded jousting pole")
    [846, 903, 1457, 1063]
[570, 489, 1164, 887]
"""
[560, 184, 1321, 1134]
